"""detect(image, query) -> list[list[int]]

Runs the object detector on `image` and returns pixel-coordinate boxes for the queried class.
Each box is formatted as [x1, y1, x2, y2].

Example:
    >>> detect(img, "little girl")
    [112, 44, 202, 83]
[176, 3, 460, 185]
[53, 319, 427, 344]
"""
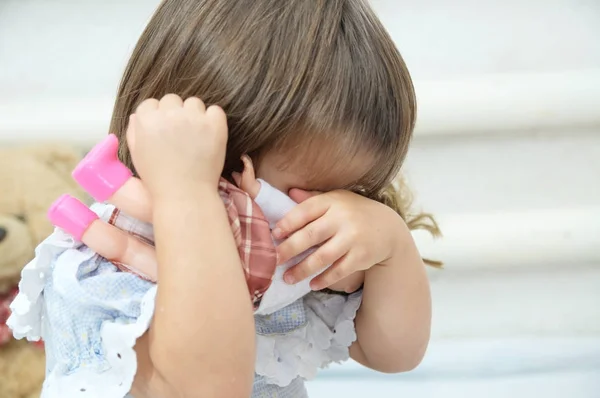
[9, 0, 439, 397]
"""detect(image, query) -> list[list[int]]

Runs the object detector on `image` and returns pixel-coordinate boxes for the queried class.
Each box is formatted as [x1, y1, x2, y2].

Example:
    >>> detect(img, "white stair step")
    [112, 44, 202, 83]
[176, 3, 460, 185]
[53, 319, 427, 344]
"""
[428, 265, 600, 338]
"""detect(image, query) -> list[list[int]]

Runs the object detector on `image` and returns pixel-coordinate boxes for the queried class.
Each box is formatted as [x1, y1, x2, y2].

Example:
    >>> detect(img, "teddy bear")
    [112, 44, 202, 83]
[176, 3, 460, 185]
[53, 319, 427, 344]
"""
[0, 144, 86, 398]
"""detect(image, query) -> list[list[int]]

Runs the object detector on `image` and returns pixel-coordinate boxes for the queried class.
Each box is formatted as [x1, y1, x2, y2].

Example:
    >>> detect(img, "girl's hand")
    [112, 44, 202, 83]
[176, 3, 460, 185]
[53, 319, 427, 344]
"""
[127, 94, 228, 198]
[327, 270, 366, 294]
[274, 189, 405, 291]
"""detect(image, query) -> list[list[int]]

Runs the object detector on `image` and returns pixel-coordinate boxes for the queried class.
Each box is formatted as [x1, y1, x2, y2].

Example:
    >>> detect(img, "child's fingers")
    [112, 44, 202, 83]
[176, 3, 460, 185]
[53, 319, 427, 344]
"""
[135, 98, 159, 114]
[276, 216, 336, 265]
[308, 254, 357, 291]
[159, 93, 184, 109]
[205, 104, 228, 128]
[273, 196, 330, 239]
[183, 96, 206, 112]
[283, 235, 348, 284]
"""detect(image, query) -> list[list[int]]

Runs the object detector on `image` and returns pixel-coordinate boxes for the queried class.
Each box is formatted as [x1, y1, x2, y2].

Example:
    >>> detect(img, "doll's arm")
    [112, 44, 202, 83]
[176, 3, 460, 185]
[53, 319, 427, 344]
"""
[231, 155, 261, 198]
[73, 134, 151, 222]
[65, 135, 157, 279]
[47, 194, 158, 282]
[232, 155, 297, 228]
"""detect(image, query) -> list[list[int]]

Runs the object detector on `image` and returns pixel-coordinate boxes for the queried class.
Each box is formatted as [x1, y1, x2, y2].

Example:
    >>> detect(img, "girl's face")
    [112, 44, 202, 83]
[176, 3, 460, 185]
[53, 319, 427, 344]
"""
[255, 150, 374, 195]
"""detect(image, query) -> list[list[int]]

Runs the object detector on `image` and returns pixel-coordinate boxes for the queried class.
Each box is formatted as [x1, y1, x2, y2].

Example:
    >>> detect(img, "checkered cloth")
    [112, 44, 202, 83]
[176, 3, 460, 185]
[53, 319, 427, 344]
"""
[107, 178, 277, 309]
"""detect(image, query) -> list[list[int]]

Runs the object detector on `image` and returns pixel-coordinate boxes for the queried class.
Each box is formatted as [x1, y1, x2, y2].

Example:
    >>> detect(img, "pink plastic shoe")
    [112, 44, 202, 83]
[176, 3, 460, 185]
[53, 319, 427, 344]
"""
[47, 194, 98, 241]
[72, 134, 132, 202]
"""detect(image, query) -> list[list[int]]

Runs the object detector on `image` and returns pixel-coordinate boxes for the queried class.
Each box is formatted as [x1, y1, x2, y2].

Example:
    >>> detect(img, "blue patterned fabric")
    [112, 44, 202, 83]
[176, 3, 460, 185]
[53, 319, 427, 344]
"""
[9, 203, 361, 398]
[43, 254, 153, 376]
[40, 250, 315, 397]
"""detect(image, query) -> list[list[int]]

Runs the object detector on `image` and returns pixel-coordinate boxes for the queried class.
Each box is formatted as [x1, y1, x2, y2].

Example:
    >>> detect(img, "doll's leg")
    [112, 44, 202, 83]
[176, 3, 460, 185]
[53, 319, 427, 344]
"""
[72, 134, 152, 222]
[48, 195, 157, 282]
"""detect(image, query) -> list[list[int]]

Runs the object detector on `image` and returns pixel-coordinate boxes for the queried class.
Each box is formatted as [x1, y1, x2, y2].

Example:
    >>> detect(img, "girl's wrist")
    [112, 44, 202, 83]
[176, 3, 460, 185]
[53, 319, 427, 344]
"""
[153, 183, 220, 206]
[151, 186, 223, 225]
[381, 215, 412, 268]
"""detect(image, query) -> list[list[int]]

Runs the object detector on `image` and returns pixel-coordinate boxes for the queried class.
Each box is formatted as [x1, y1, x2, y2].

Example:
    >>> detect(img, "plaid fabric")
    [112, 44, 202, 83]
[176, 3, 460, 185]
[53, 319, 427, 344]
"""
[107, 178, 277, 309]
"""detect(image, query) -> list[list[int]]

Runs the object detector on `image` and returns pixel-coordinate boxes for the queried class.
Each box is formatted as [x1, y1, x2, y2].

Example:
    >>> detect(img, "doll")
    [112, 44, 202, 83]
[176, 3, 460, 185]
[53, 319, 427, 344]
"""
[48, 135, 278, 308]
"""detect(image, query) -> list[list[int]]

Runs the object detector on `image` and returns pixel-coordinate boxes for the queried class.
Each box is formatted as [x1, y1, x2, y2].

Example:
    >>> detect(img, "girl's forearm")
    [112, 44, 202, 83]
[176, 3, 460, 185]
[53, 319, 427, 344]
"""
[352, 224, 431, 373]
[147, 188, 255, 396]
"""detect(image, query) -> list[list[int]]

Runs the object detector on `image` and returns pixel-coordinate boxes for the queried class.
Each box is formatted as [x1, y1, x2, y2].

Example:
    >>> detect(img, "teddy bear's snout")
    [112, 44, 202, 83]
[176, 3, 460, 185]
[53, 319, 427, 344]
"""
[0, 226, 7, 242]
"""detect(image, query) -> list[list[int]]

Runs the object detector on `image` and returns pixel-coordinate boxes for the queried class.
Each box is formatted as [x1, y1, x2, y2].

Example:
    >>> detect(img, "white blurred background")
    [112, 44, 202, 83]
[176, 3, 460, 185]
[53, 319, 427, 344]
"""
[1, 0, 599, 397]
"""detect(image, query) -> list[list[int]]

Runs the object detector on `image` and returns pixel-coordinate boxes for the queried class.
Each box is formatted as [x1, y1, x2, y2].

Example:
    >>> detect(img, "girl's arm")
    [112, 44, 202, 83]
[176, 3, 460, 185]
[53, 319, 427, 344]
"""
[350, 219, 431, 373]
[127, 97, 257, 397]
[131, 189, 256, 397]
[274, 189, 431, 373]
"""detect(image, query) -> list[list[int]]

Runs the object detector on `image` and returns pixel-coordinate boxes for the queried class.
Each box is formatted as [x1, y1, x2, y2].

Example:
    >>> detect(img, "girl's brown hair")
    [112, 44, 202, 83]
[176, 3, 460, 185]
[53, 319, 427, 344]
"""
[109, 0, 441, 265]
